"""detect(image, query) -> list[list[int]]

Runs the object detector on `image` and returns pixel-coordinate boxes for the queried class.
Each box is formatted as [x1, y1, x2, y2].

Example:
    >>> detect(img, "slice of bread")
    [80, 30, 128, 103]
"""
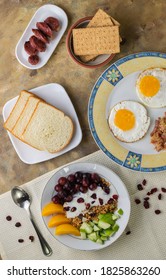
[22, 102, 74, 153]
[4, 90, 33, 132]
[12, 96, 41, 140]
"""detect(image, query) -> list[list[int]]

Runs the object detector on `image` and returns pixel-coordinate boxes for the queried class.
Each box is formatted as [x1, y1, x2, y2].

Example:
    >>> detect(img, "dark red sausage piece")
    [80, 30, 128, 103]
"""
[30, 36, 46, 52]
[32, 29, 49, 44]
[24, 41, 37, 55]
[36, 22, 53, 37]
[28, 55, 39, 65]
[44, 17, 60, 31]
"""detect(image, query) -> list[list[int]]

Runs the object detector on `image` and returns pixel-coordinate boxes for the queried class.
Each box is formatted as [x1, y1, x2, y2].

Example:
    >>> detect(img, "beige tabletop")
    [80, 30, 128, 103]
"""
[0, 0, 166, 195]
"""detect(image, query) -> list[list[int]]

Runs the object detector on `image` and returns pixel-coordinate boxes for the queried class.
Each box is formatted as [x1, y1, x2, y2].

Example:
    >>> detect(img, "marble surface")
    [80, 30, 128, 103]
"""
[0, 0, 166, 195]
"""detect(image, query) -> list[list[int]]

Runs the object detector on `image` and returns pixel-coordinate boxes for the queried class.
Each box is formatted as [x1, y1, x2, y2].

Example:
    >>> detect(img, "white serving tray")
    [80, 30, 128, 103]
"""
[15, 4, 68, 69]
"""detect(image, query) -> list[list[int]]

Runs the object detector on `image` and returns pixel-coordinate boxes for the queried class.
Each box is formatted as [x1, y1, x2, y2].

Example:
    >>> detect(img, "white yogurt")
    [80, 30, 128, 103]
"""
[63, 185, 117, 218]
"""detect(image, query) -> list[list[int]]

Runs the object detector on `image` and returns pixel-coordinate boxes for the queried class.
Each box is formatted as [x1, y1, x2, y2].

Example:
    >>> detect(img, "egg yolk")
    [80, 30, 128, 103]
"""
[139, 75, 160, 97]
[114, 109, 135, 131]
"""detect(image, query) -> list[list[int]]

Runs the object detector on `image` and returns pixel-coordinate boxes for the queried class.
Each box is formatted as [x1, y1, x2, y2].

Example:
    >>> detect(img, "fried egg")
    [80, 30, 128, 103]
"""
[136, 68, 166, 108]
[108, 101, 150, 142]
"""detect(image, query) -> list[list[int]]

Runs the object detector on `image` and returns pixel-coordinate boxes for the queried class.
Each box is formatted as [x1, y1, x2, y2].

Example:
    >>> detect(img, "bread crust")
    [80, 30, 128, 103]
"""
[3, 90, 33, 132]
[11, 95, 44, 140]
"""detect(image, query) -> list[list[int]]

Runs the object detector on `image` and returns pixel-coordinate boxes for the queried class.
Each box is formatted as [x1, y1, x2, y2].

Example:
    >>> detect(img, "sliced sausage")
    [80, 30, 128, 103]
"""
[24, 41, 37, 55]
[36, 22, 53, 37]
[44, 17, 60, 31]
[30, 36, 46, 52]
[32, 29, 49, 44]
[28, 55, 39, 65]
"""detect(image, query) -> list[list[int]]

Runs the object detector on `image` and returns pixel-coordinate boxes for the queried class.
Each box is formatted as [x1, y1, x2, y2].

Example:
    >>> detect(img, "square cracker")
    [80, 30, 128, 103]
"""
[79, 9, 121, 62]
[73, 26, 120, 55]
[88, 8, 114, 28]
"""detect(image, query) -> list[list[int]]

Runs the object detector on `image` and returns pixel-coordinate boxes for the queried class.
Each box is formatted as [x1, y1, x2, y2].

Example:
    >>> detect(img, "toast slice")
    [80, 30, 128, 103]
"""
[4, 91, 33, 132]
[22, 102, 74, 153]
[12, 96, 41, 140]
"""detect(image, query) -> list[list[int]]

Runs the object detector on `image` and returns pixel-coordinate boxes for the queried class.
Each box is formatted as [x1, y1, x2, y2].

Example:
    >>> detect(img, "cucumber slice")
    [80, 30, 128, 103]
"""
[89, 221, 95, 227]
[96, 238, 103, 245]
[98, 220, 111, 229]
[118, 208, 124, 215]
[112, 214, 119, 220]
[113, 224, 119, 232]
[101, 236, 108, 241]
[98, 214, 104, 219]
[93, 225, 100, 231]
[101, 228, 115, 237]
[99, 213, 115, 225]
[80, 231, 86, 239]
[80, 222, 93, 234]
[93, 220, 98, 225]
[80, 228, 86, 233]
[88, 232, 98, 242]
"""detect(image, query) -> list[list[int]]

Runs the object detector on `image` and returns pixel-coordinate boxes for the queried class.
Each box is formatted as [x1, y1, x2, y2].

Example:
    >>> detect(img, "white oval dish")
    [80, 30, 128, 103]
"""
[41, 163, 131, 251]
[15, 4, 68, 69]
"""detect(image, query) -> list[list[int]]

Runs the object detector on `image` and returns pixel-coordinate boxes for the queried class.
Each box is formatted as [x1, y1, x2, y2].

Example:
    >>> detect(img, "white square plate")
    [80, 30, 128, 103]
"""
[15, 4, 68, 69]
[2, 83, 82, 164]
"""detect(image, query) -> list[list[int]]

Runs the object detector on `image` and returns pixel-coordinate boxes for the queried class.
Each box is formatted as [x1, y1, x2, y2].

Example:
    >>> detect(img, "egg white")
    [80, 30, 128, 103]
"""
[136, 68, 166, 108]
[108, 101, 150, 143]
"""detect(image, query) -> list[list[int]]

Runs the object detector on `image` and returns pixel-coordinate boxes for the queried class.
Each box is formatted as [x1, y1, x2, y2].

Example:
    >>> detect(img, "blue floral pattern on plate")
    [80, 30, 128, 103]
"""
[123, 152, 142, 171]
[102, 64, 123, 86]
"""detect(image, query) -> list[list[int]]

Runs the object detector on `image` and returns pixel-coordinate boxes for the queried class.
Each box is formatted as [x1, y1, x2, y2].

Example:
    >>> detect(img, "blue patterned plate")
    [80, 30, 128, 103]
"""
[88, 52, 166, 172]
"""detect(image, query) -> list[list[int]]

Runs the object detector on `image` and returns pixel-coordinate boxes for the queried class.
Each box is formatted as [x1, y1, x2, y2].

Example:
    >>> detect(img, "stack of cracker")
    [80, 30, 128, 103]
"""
[72, 9, 121, 62]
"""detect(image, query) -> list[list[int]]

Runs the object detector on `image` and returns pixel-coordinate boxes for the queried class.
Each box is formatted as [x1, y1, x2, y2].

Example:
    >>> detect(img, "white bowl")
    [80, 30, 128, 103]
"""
[66, 16, 115, 69]
[41, 162, 131, 250]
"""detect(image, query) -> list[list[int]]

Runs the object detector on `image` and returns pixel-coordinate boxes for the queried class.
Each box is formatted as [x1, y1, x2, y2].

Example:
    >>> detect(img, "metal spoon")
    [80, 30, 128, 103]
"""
[11, 186, 53, 257]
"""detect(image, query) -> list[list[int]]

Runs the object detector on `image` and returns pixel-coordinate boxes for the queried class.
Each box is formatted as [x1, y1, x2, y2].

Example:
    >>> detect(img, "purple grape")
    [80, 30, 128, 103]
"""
[83, 173, 91, 180]
[64, 206, 70, 211]
[76, 178, 82, 183]
[60, 198, 65, 205]
[69, 187, 75, 195]
[91, 173, 100, 183]
[57, 190, 67, 199]
[89, 183, 97, 191]
[75, 172, 83, 180]
[67, 174, 76, 183]
[63, 182, 70, 191]
[54, 184, 63, 192]
[80, 185, 88, 193]
[64, 195, 73, 202]
[82, 178, 90, 187]
[58, 177, 68, 186]
[52, 195, 61, 204]
[74, 183, 81, 192]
